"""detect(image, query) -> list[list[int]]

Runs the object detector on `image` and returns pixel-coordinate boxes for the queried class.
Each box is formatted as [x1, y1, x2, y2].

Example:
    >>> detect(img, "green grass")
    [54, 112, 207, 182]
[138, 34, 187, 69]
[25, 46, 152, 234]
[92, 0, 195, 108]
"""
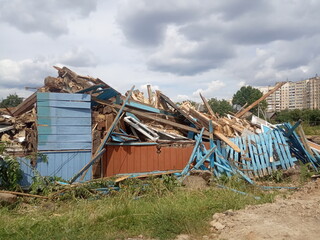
[302, 124, 320, 135]
[0, 180, 276, 240]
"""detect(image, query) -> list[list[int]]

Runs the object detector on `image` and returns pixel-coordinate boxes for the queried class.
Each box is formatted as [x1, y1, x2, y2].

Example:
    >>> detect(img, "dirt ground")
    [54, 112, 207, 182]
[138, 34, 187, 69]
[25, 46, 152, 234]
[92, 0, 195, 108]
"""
[208, 179, 320, 240]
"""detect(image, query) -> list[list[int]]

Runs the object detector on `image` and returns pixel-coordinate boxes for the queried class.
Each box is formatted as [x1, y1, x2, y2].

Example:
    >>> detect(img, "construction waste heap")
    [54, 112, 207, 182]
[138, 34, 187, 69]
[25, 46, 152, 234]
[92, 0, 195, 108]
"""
[0, 66, 320, 187]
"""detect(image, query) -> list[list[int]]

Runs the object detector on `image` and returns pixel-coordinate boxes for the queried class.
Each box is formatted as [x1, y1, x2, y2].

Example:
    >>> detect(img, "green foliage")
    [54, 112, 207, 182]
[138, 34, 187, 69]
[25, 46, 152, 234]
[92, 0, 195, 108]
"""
[232, 86, 267, 115]
[303, 125, 320, 135]
[207, 98, 233, 116]
[0, 94, 23, 108]
[118, 176, 180, 199]
[29, 175, 62, 196]
[0, 143, 22, 191]
[0, 182, 275, 240]
[270, 170, 284, 183]
[299, 163, 316, 183]
[275, 109, 320, 126]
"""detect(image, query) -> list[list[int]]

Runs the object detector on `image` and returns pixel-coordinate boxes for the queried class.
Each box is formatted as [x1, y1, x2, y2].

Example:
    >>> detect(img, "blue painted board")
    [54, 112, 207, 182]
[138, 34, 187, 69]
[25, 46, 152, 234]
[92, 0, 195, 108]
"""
[37, 107, 91, 118]
[38, 142, 91, 151]
[19, 151, 92, 186]
[38, 134, 91, 143]
[38, 126, 91, 135]
[37, 100, 91, 109]
[37, 117, 91, 126]
[37, 92, 91, 101]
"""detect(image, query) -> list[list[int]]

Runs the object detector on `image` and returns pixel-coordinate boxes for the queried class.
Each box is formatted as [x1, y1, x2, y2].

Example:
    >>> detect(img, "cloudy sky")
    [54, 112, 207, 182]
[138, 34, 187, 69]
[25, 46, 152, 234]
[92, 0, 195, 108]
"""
[1, 0, 320, 102]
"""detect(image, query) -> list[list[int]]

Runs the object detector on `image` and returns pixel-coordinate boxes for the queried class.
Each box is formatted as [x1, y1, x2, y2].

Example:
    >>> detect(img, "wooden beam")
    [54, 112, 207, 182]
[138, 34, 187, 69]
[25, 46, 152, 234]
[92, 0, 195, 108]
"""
[199, 93, 216, 119]
[12, 92, 37, 116]
[92, 97, 240, 152]
[69, 148, 106, 183]
[94, 85, 135, 156]
[160, 92, 201, 128]
[213, 131, 240, 152]
[235, 82, 286, 118]
[92, 97, 241, 152]
[70, 86, 135, 183]
[147, 85, 153, 105]
[0, 190, 49, 199]
[92, 97, 208, 136]
[180, 104, 220, 128]
[296, 125, 314, 157]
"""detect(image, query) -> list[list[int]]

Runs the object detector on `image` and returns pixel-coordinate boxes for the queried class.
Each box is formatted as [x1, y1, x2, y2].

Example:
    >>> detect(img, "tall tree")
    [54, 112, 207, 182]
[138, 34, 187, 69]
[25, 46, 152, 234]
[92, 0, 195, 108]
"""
[207, 98, 233, 116]
[232, 86, 267, 115]
[0, 94, 23, 108]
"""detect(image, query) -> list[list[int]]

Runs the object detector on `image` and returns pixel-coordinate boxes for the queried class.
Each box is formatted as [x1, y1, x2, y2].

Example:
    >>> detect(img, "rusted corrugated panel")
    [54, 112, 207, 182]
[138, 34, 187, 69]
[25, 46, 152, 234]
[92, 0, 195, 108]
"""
[103, 143, 196, 177]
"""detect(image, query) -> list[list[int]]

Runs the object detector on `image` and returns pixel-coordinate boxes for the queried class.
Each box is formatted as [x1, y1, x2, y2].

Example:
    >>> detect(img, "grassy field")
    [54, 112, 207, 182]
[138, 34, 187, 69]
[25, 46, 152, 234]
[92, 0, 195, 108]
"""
[303, 124, 320, 135]
[0, 178, 276, 240]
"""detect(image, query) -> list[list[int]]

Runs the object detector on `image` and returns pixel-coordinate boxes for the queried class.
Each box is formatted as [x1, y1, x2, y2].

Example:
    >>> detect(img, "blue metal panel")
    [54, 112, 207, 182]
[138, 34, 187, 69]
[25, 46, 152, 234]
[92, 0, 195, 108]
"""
[19, 151, 92, 186]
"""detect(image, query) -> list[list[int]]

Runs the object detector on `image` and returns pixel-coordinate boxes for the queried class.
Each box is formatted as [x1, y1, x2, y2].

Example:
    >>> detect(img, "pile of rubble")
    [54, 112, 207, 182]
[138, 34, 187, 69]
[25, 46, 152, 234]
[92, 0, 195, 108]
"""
[1, 66, 319, 184]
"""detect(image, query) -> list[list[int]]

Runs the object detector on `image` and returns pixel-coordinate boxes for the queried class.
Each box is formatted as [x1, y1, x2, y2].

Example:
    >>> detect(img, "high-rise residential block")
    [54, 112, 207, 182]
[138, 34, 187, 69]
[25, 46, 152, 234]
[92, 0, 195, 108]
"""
[255, 76, 320, 112]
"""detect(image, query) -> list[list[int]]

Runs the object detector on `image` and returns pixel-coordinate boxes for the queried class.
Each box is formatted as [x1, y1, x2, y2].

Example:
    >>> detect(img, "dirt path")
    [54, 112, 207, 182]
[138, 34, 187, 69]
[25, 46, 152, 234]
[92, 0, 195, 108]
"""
[210, 180, 320, 240]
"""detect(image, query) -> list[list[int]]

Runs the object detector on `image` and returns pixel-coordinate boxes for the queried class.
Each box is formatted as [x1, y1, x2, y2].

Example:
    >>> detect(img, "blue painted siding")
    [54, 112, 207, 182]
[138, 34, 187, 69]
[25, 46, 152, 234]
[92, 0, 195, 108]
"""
[37, 92, 92, 151]
[20, 151, 92, 186]
[18, 93, 94, 186]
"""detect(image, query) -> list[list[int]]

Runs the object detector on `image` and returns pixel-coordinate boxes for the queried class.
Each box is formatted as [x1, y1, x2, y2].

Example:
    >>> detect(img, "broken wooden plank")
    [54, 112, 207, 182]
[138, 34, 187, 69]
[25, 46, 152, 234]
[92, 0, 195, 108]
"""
[12, 92, 36, 117]
[70, 86, 135, 183]
[235, 82, 286, 118]
[69, 148, 106, 183]
[213, 131, 241, 153]
[147, 85, 153, 105]
[93, 97, 241, 152]
[297, 125, 314, 157]
[199, 93, 217, 119]
[160, 93, 202, 128]
[0, 190, 49, 199]
[92, 97, 210, 137]
[94, 85, 135, 156]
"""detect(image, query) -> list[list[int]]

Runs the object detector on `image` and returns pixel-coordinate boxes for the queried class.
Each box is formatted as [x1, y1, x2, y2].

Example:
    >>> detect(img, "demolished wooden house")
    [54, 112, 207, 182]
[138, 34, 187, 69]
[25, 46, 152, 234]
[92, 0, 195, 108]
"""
[1, 66, 319, 185]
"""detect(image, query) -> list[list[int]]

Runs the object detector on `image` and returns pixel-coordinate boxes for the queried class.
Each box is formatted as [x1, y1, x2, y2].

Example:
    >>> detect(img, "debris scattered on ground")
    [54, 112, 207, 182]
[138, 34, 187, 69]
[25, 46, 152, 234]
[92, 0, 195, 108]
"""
[0, 66, 319, 195]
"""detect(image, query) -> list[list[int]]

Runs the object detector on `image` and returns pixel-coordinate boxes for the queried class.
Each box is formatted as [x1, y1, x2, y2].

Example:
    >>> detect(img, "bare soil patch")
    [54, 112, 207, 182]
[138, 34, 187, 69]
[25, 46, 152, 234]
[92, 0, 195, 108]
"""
[211, 179, 320, 240]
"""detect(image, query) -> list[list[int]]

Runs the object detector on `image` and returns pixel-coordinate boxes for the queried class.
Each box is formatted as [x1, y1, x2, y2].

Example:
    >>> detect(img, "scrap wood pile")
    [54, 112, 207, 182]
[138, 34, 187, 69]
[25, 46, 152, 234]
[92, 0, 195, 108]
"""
[0, 66, 117, 157]
[1, 66, 320, 186]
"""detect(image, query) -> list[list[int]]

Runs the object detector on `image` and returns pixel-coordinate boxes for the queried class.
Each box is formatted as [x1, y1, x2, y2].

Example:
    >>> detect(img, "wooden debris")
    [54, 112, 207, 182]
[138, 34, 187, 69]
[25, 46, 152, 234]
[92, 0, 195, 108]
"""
[235, 82, 286, 118]
[0, 190, 49, 199]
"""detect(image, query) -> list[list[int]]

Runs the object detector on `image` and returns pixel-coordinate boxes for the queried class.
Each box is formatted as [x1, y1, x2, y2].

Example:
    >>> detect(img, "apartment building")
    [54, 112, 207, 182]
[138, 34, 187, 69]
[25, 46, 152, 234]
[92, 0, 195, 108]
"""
[256, 76, 320, 112]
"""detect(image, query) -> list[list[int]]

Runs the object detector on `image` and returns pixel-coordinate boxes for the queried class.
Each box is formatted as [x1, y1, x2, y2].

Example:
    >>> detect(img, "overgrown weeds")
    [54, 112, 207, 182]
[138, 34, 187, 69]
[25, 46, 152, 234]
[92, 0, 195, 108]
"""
[0, 142, 22, 191]
[0, 177, 276, 240]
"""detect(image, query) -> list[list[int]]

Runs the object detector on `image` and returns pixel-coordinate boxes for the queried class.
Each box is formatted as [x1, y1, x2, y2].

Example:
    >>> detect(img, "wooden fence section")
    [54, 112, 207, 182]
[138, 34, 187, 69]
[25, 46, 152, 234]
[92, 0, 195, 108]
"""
[223, 129, 297, 178]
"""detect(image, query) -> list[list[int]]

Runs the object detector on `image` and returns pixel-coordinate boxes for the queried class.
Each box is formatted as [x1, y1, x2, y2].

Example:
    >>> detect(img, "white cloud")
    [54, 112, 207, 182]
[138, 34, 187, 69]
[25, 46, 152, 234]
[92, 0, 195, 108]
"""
[58, 47, 99, 67]
[0, 0, 98, 37]
[238, 81, 246, 87]
[176, 94, 189, 101]
[192, 80, 226, 98]
[0, 58, 53, 89]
